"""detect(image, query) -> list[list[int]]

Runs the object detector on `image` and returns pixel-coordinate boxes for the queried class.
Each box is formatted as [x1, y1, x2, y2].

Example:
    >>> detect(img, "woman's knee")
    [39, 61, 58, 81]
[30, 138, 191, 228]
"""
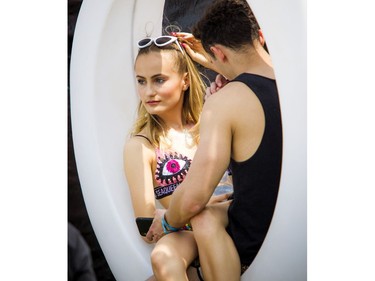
[150, 248, 167, 273]
[150, 247, 185, 277]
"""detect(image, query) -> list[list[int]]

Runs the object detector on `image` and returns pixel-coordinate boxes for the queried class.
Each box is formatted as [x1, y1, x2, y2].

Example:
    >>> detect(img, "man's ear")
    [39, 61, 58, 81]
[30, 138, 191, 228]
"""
[258, 29, 265, 46]
[210, 45, 226, 62]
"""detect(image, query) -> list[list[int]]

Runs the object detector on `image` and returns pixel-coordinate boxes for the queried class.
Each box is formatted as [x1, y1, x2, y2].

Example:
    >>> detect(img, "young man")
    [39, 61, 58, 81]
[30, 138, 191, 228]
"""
[147, 1, 283, 280]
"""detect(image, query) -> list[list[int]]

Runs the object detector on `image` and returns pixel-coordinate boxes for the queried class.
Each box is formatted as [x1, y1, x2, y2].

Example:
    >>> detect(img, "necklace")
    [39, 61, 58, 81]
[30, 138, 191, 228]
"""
[183, 128, 194, 147]
[166, 126, 194, 148]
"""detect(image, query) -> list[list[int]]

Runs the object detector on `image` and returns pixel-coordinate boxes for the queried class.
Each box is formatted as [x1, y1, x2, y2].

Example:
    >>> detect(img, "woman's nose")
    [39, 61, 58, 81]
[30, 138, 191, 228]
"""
[145, 85, 156, 97]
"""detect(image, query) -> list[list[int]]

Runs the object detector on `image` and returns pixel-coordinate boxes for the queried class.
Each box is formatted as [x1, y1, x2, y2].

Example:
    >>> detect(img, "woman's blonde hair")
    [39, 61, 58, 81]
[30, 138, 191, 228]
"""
[131, 40, 206, 147]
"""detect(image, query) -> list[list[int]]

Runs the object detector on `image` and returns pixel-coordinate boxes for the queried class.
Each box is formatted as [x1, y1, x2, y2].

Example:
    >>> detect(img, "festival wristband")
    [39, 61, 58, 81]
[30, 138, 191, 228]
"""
[161, 214, 180, 234]
[161, 214, 193, 235]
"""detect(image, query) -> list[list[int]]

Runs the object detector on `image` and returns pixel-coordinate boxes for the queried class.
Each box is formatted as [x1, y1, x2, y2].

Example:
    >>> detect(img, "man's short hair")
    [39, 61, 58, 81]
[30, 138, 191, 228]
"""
[193, 0, 261, 56]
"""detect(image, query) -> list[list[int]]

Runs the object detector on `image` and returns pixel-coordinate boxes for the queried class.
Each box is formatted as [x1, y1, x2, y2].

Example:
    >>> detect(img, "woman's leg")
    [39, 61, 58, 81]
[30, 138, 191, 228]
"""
[151, 231, 198, 281]
[146, 266, 200, 281]
[191, 201, 241, 281]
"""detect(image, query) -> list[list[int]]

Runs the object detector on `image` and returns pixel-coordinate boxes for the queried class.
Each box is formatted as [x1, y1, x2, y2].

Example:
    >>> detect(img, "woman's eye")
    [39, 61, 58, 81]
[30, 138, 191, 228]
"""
[155, 78, 165, 84]
[137, 79, 146, 85]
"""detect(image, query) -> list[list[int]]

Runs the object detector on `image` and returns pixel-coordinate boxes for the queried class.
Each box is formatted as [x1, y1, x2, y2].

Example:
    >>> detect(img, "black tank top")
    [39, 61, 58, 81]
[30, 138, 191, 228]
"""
[227, 73, 283, 266]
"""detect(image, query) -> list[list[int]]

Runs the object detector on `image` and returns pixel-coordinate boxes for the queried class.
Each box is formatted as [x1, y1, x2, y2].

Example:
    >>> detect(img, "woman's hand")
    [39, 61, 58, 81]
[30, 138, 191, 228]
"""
[146, 209, 166, 243]
[175, 32, 216, 71]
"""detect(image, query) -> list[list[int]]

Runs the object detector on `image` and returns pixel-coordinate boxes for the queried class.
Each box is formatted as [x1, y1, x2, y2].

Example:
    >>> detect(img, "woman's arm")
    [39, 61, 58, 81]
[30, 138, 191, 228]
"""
[176, 32, 220, 73]
[124, 137, 156, 242]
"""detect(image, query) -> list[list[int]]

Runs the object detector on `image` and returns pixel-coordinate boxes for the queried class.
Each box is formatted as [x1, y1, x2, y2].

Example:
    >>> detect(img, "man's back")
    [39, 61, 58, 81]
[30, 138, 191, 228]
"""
[199, 73, 270, 161]
[184, 71, 282, 268]
[225, 73, 282, 266]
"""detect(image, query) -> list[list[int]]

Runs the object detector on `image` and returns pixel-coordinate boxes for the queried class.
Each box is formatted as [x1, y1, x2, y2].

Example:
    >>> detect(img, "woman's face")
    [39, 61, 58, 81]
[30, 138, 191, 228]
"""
[135, 50, 188, 118]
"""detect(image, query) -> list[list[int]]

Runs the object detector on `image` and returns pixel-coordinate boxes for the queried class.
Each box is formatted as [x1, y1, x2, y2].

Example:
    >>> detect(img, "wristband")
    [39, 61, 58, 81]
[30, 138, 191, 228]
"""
[161, 214, 193, 234]
[161, 214, 180, 234]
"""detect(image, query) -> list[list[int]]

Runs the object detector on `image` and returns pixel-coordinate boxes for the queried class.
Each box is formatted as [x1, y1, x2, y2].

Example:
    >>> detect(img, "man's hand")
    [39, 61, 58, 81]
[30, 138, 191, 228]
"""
[208, 192, 233, 205]
[205, 74, 229, 101]
[146, 209, 166, 243]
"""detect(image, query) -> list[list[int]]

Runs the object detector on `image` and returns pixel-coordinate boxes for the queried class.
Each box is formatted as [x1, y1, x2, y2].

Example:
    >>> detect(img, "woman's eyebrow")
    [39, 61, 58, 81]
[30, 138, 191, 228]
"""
[136, 73, 165, 79]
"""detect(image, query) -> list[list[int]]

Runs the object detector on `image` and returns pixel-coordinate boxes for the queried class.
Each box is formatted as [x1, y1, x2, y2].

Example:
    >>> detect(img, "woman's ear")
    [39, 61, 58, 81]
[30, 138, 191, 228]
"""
[183, 72, 190, 91]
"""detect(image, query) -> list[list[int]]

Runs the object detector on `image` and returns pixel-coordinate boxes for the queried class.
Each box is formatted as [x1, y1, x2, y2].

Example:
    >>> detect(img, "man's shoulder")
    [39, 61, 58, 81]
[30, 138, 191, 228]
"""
[210, 82, 255, 104]
[201, 82, 253, 124]
[203, 80, 264, 123]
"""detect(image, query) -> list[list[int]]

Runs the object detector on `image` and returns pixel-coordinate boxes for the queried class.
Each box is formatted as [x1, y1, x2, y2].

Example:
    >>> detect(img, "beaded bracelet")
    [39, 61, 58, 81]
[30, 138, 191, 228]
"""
[181, 223, 193, 231]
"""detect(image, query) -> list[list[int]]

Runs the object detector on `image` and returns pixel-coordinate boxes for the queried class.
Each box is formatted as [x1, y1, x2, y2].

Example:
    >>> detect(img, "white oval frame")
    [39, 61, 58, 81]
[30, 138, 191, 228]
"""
[70, 0, 306, 280]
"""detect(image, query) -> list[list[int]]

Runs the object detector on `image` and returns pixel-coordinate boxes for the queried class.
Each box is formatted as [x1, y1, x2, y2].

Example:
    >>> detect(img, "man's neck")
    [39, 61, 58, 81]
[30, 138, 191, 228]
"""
[227, 42, 275, 80]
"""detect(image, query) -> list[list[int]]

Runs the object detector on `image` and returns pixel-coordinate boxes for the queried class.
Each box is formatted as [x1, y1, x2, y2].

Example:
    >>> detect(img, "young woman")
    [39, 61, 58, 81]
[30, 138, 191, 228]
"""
[124, 35, 230, 280]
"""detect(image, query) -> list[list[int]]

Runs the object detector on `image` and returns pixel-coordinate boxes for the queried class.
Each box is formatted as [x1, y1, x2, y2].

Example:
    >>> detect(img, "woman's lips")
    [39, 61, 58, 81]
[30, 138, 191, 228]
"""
[146, 100, 160, 105]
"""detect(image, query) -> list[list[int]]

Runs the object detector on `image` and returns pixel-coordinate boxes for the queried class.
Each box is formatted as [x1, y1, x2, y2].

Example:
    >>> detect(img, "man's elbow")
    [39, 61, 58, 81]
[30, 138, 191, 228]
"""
[183, 199, 206, 218]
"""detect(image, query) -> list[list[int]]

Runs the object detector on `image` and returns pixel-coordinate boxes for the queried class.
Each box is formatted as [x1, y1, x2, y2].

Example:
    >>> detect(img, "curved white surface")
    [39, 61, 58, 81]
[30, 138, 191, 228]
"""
[70, 0, 306, 280]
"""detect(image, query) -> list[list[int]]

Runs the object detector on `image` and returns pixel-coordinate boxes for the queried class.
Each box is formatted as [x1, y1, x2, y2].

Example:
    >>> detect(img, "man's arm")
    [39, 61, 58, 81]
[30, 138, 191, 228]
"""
[165, 90, 233, 227]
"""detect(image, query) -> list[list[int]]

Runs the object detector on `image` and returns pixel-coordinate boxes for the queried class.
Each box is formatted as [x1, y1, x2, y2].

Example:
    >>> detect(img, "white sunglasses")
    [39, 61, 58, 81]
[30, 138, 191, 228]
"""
[137, 36, 184, 54]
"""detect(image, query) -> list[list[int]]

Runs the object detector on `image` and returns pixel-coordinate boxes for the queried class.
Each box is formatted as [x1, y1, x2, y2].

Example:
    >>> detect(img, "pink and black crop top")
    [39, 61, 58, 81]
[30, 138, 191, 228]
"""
[154, 149, 192, 199]
[134, 135, 192, 200]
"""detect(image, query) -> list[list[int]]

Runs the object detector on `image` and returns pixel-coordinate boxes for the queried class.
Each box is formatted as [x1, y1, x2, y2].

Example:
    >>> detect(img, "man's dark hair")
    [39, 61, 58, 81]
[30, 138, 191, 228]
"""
[192, 0, 261, 56]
